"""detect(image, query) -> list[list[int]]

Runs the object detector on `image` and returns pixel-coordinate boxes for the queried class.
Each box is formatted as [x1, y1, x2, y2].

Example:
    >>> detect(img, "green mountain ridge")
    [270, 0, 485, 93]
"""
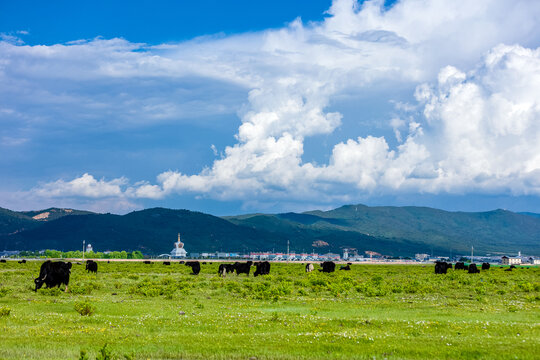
[0, 204, 539, 255]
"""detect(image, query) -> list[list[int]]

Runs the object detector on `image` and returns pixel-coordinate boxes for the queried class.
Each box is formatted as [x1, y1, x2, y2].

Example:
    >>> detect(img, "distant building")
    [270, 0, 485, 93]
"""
[86, 244, 93, 253]
[501, 256, 521, 265]
[170, 233, 187, 258]
[415, 253, 429, 261]
[527, 257, 540, 265]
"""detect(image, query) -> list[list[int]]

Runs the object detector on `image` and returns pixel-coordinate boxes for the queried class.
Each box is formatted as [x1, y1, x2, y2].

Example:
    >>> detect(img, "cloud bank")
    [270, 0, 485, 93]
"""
[2, 0, 540, 211]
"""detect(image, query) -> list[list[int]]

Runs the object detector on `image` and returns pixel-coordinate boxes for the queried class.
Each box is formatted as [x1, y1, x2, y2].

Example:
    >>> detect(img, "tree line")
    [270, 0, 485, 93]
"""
[15, 250, 144, 259]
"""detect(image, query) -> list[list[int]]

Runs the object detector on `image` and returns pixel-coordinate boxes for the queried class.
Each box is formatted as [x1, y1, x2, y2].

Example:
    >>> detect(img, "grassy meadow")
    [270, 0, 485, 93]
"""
[0, 260, 539, 359]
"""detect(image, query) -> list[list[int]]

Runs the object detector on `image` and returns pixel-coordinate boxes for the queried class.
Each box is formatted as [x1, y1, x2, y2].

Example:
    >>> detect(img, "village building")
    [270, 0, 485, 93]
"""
[501, 256, 521, 265]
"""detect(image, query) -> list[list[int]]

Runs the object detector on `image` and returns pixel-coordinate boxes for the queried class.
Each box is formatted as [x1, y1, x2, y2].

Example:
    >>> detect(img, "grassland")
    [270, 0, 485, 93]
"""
[0, 261, 538, 360]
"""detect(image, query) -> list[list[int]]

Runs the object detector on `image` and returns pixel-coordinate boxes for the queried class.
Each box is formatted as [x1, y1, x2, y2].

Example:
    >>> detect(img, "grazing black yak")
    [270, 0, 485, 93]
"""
[218, 263, 235, 277]
[468, 263, 480, 273]
[434, 261, 452, 274]
[85, 260, 98, 273]
[319, 261, 336, 273]
[185, 261, 201, 275]
[234, 261, 252, 276]
[254, 261, 271, 277]
[34, 261, 72, 292]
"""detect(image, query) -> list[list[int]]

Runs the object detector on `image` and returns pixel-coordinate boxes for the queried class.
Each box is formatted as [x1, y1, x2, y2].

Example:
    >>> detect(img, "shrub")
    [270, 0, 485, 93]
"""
[79, 350, 89, 360]
[74, 300, 95, 316]
[39, 287, 63, 296]
[0, 306, 11, 316]
[70, 284, 94, 295]
[96, 343, 112, 360]
[0, 287, 9, 297]
[517, 282, 534, 292]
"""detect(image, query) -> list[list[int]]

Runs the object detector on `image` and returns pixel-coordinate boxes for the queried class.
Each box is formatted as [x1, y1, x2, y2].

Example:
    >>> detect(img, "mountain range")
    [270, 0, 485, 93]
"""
[0, 205, 538, 256]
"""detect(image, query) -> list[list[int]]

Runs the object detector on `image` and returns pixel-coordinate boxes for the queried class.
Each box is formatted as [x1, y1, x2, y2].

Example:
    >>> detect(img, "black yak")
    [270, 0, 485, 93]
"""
[185, 261, 201, 275]
[468, 263, 480, 273]
[85, 260, 98, 274]
[254, 261, 271, 277]
[218, 263, 235, 277]
[234, 261, 252, 276]
[319, 261, 336, 273]
[34, 261, 72, 292]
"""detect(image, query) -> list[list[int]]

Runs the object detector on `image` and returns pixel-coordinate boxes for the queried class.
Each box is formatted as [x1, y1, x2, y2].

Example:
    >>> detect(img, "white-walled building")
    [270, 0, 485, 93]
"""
[501, 256, 521, 265]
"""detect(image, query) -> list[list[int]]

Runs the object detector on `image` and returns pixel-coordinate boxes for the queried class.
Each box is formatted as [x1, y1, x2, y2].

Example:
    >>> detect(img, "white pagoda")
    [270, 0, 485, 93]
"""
[170, 233, 187, 258]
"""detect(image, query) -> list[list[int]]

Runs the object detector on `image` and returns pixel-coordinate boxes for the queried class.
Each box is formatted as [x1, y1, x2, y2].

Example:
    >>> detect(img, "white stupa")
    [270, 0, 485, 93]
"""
[171, 233, 187, 258]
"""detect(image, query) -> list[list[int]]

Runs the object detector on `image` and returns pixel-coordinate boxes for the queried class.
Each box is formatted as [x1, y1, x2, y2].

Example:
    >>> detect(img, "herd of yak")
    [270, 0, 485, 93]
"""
[0, 258, 520, 293]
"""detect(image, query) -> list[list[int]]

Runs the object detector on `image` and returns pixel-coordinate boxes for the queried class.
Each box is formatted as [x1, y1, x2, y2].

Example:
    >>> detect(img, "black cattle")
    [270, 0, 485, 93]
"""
[319, 261, 336, 273]
[202, 262, 207, 265]
[305, 263, 314, 272]
[504, 265, 516, 272]
[179, 261, 185, 264]
[454, 262, 466, 270]
[481, 262, 490, 270]
[18, 259, 27, 264]
[339, 264, 351, 271]
[218, 263, 236, 277]
[85, 260, 98, 274]
[0, 259, 6, 263]
[34, 261, 72, 292]
[434, 261, 452, 274]
[185, 261, 201, 275]
[143, 260, 152, 264]
[234, 261, 252, 276]
[163, 261, 171, 265]
[253, 261, 271, 277]
[468, 263, 480, 273]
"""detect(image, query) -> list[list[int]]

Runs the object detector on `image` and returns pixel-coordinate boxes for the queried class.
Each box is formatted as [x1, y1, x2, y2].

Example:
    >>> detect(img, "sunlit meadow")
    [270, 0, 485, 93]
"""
[0, 261, 538, 359]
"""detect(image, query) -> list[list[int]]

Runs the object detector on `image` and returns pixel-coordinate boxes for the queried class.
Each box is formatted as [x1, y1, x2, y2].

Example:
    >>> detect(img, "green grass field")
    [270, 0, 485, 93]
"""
[0, 261, 538, 359]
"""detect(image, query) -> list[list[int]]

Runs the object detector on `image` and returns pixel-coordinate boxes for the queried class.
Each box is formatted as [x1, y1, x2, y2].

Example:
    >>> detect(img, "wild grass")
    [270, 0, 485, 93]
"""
[0, 261, 538, 359]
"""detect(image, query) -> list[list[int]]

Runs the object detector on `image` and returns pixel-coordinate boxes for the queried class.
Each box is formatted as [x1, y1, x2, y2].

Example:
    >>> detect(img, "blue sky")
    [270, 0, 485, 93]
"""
[1, 0, 540, 215]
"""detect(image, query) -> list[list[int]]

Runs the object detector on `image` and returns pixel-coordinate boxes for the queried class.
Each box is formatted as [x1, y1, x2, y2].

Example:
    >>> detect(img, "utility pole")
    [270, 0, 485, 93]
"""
[82, 240, 85, 261]
[287, 240, 290, 264]
[471, 246, 474, 264]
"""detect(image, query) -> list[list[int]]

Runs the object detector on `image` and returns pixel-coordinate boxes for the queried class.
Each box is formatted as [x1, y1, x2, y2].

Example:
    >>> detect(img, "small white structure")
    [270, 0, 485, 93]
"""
[86, 243, 93, 253]
[415, 253, 429, 261]
[171, 233, 187, 258]
[501, 256, 521, 265]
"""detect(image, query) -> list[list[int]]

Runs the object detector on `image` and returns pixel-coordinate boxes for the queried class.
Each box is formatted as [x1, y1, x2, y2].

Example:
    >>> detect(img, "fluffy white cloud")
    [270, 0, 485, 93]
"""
[34, 173, 127, 198]
[7, 0, 540, 209]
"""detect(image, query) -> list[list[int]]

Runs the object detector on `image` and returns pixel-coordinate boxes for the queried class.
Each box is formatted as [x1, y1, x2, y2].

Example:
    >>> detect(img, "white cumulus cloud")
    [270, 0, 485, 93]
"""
[6, 0, 540, 210]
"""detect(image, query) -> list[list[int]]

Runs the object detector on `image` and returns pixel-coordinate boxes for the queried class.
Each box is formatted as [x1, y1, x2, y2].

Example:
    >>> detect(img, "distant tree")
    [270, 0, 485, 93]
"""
[44, 249, 62, 258]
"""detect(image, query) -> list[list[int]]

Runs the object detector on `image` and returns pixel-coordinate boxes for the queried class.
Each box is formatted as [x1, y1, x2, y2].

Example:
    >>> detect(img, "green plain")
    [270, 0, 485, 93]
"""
[0, 261, 538, 359]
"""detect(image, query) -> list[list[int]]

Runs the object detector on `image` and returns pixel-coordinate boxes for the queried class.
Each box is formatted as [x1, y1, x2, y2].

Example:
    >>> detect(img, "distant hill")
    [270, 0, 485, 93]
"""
[1, 204, 539, 255]
[301, 205, 540, 254]
[0, 208, 287, 254]
[19, 208, 94, 221]
[0, 207, 40, 236]
[226, 205, 540, 255]
[519, 212, 540, 219]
